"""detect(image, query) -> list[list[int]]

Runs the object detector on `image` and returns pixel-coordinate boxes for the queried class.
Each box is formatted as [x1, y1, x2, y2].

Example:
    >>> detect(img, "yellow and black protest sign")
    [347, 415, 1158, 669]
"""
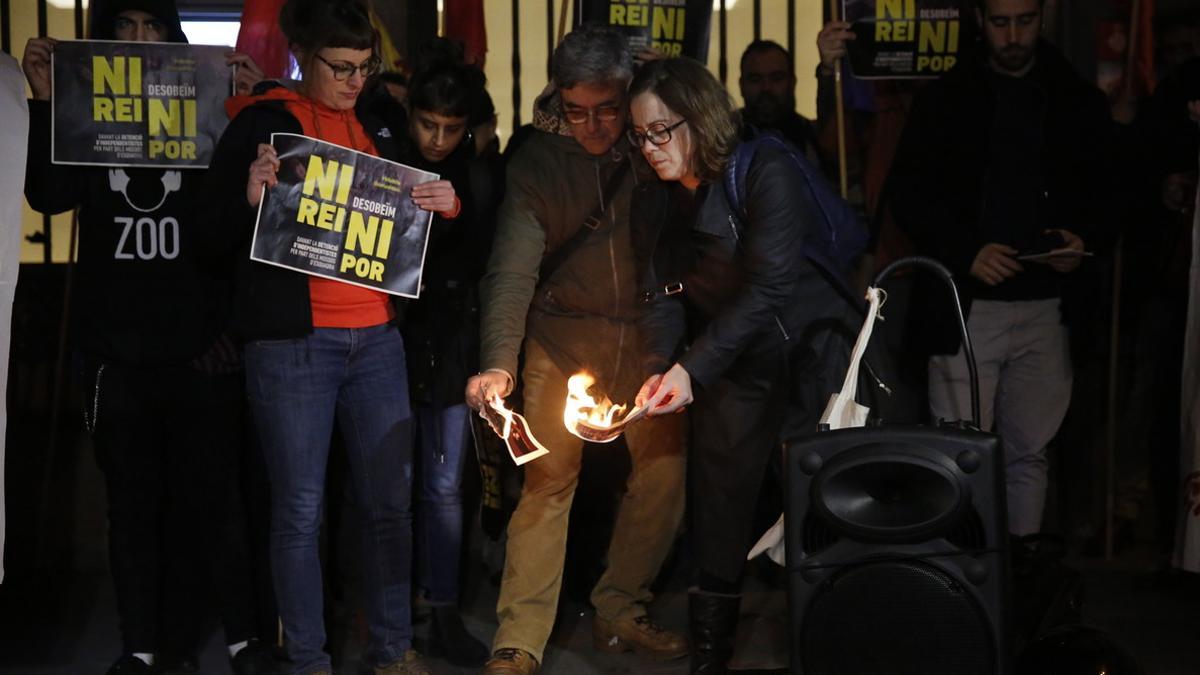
[52, 40, 232, 168]
[575, 0, 712, 61]
[844, 0, 966, 79]
[251, 133, 436, 298]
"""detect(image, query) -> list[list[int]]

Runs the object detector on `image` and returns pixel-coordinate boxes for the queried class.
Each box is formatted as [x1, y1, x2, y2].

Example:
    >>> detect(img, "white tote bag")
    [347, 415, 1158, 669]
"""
[747, 287, 885, 565]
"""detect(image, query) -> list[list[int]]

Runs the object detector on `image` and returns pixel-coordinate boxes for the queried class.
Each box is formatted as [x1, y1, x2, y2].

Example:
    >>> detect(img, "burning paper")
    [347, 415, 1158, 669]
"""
[478, 394, 550, 466]
[563, 372, 647, 443]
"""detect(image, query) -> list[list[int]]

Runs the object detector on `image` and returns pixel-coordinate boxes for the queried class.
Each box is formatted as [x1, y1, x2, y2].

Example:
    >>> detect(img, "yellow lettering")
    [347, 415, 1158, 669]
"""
[336, 164, 353, 205]
[652, 7, 678, 41]
[346, 211, 380, 257]
[877, 0, 914, 19]
[367, 260, 384, 281]
[148, 98, 181, 136]
[610, 5, 626, 24]
[875, 21, 892, 41]
[316, 202, 340, 230]
[303, 155, 339, 201]
[181, 140, 196, 159]
[948, 21, 960, 51]
[114, 97, 140, 122]
[93, 97, 114, 121]
[130, 57, 141, 95]
[919, 21, 945, 53]
[297, 197, 319, 225]
[184, 99, 197, 136]
[375, 219, 394, 258]
[93, 56, 124, 95]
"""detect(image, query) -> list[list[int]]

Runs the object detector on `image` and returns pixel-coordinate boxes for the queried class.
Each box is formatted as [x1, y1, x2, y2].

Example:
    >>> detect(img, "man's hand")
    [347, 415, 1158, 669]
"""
[1042, 229, 1085, 274]
[226, 51, 265, 97]
[22, 37, 57, 101]
[636, 363, 692, 416]
[970, 243, 1023, 286]
[465, 370, 514, 410]
[247, 143, 279, 207]
[817, 21, 855, 74]
[411, 180, 459, 218]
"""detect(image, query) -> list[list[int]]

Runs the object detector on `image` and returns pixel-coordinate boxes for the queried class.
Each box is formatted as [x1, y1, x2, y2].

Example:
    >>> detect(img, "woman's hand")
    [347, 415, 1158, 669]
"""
[636, 363, 693, 416]
[411, 180, 460, 219]
[247, 143, 279, 207]
[226, 51, 265, 97]
[22, 37, 57, 101]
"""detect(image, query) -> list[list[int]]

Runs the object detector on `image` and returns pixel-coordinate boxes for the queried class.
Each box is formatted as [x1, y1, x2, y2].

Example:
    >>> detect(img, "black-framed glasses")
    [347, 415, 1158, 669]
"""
[627, 119, 687, 148]
[563, 105, 621, 125]
[315, 53, 382, 82]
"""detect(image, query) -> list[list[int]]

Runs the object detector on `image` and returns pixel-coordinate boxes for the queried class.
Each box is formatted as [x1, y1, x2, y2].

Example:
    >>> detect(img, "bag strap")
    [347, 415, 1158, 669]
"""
[537, 158, 631, 290]
[837, 286, 884, 402]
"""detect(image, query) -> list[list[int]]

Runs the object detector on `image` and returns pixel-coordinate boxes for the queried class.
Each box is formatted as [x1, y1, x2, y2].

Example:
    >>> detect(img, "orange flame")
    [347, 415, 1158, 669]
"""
[564, 372, 626, 429]
[563, 372, 644, 443]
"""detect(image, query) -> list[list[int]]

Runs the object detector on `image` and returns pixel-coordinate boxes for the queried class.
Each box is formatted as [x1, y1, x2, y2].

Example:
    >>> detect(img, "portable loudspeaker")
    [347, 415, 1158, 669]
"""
[785, 425, 1011, 675]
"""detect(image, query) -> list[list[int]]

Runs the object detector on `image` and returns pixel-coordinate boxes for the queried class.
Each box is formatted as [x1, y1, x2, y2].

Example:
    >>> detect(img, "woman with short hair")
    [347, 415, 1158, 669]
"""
[208, 0, 457, 672]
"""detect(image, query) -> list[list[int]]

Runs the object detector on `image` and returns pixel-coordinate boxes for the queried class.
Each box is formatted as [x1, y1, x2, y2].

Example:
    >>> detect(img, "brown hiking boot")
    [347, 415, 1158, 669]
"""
[481, 648, 540, 675]
[592, 614, 688, 661]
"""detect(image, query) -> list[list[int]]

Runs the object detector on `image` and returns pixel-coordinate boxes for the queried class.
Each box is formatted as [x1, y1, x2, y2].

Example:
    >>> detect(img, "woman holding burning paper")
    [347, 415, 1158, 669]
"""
[629, 57, 853, 673]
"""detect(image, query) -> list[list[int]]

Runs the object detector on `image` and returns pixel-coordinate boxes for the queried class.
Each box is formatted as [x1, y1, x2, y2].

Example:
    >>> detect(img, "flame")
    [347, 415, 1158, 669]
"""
[564, 372, 628, 432]
[487, 393, 517, 440]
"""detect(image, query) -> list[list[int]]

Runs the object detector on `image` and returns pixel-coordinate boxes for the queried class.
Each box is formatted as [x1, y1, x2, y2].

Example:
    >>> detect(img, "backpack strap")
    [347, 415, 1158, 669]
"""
[722, 134, 863, 306]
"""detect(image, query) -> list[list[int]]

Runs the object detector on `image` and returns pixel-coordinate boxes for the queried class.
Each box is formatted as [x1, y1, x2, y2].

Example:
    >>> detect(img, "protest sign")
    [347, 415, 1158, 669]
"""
[575, 0, 712, 61]
[844, 0, 965, 79]
[251, 133, 436, 299]
[52, 40, 232, 168]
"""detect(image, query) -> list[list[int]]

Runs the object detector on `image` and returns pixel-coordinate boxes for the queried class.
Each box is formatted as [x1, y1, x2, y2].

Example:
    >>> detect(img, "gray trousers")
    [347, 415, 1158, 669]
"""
[928, 298, 1072, 536]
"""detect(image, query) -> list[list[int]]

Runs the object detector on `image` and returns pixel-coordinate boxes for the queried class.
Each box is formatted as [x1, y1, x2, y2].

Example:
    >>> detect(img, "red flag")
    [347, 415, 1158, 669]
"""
[1129, 0, 1155, 95]
[236, 0, 291, 80]
[443, 0, 487, 67]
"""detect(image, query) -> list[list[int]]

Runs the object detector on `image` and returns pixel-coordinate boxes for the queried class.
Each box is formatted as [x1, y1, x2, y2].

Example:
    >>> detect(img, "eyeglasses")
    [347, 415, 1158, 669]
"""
[315, 54, 382, 82]
[627, 119, 687, 148]
[563, 105, 621, 125]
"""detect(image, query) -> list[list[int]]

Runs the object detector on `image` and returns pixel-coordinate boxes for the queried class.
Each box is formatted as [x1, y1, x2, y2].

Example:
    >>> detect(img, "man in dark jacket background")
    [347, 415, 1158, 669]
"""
[889, 0, 1116, 537]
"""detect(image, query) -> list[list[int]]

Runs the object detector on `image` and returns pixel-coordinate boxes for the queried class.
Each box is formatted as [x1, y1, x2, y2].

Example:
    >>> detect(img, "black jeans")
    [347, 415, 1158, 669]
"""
[689, 342, 793, 586]
[87, 359, 259, 656]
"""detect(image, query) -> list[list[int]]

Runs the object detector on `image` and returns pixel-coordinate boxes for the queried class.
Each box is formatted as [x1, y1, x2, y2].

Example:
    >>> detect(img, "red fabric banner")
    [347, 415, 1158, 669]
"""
[443, 0, 488, 67]
[236, 0, 291, 80]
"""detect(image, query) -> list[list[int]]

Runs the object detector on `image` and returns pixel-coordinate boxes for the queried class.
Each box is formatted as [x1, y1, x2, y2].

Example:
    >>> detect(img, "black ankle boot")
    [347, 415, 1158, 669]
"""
[688, 589, 741, 674]
[429, 603, 490, 667]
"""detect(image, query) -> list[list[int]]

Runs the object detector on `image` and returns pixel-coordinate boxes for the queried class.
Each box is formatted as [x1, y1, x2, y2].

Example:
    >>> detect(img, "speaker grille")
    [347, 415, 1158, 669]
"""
[801, 560, 995, 675]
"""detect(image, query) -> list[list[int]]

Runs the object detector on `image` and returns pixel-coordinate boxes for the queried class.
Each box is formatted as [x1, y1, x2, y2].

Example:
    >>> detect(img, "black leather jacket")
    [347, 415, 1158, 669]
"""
[632, 143, 855, 389]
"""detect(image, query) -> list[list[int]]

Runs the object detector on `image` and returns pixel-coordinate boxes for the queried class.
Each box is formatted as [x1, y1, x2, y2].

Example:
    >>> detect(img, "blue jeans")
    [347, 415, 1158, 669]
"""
[245, 325, 414, 674]
[414, 403, 471, 603]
